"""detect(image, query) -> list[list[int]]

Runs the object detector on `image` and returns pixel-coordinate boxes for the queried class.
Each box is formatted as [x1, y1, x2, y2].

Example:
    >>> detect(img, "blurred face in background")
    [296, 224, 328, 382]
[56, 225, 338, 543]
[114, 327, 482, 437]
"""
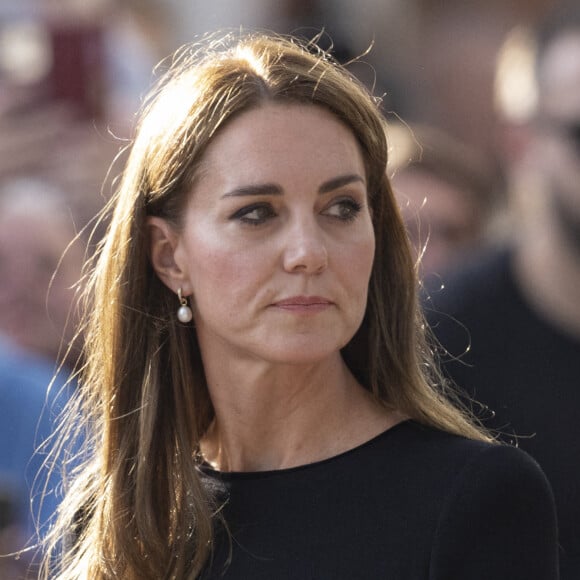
[0, 191, 82, 361]
[533, 30, 580, 227]
[393, 169, 482, 276]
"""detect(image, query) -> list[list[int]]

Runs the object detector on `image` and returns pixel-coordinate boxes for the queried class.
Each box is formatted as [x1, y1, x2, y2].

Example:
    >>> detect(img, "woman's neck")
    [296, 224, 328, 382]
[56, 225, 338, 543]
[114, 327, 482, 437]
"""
[200, 354, 402, 472]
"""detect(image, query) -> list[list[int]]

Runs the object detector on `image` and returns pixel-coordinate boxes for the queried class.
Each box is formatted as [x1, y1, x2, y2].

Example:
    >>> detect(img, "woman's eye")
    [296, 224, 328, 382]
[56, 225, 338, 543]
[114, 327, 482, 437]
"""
[230, 203, 276, 225]
[323, 198, 363, 222]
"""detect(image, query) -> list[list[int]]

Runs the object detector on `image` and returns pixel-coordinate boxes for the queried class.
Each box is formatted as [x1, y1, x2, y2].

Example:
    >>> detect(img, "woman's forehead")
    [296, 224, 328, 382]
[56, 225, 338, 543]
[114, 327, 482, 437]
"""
[190, 104, 366, 191]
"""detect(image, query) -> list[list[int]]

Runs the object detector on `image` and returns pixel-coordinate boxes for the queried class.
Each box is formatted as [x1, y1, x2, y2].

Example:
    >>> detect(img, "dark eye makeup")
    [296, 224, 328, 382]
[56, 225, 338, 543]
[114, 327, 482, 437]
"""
[323, 198, 363, 222]
[229, 202, 277, 225]
[228, 196, 364, 227]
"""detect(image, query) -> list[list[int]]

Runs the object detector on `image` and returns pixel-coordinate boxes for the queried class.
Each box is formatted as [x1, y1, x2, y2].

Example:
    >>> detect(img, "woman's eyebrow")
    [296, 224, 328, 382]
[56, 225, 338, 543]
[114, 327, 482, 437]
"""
[220, 174, 365, 199]
[318, 174, 366, 193]
[221, 184, 282, 198]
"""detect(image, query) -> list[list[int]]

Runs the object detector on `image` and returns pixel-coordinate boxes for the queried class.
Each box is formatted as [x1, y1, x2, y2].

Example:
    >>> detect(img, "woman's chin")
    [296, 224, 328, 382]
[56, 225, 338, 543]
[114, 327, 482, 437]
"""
[251, 340, 347, 367]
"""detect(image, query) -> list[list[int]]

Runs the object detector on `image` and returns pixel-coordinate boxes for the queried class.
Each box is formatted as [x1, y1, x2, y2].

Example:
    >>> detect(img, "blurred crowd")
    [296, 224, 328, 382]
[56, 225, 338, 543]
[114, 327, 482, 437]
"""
[0, 0, 578, 577]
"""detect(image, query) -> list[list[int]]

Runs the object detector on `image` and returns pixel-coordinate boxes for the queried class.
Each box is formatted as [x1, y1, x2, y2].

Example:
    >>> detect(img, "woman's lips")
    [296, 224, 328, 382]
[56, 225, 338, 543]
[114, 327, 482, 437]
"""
[272, 296, 334, 312]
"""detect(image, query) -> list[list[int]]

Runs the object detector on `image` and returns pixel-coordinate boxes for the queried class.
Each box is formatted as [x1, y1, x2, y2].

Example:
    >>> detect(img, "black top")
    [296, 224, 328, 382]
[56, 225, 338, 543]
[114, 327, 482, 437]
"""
[200, 420, 558, 579]
[425, 248, 579, 579]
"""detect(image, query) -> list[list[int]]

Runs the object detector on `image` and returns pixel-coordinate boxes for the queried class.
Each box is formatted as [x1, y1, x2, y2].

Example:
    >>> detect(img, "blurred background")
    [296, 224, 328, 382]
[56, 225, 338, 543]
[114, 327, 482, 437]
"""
[0, 0, 576, 575]
[0, 0, 558, 282]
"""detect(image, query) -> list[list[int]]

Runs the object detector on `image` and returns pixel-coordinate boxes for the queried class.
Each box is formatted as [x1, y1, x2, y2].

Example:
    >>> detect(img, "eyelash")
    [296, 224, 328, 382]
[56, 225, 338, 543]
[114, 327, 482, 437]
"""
[229, 198, 364, 226]
[230, 203, 277, 226]
[326, 198, 363, 222]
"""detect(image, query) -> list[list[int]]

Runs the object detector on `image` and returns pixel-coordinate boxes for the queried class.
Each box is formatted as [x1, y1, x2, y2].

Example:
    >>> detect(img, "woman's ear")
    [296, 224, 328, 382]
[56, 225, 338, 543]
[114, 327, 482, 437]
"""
[147, 216, 190, 293]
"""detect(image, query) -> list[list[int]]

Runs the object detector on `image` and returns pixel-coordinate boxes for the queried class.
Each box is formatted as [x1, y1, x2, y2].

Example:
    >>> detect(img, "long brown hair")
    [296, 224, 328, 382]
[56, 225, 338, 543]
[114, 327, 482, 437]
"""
[41, 31, 490, 579]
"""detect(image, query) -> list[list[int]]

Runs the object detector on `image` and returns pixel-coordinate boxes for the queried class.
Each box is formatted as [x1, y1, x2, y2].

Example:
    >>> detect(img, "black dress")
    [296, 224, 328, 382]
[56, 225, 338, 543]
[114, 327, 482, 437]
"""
[200, 420, 558, 579]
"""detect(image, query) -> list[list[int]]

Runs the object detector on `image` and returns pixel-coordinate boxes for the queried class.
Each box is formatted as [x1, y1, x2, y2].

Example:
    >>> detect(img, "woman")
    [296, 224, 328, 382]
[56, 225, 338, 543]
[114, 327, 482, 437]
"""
[42, 32, 558, 579]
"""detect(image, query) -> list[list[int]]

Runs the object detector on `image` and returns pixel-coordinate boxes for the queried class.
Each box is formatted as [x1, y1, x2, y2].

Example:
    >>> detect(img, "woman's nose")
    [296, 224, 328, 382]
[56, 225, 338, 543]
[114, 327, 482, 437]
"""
[282, 219, 328, 274]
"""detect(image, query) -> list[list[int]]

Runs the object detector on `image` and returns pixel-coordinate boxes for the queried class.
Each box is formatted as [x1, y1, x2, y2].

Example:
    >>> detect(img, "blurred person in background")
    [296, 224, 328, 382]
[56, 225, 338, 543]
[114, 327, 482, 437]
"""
[0, 1, 162, 572]
[0, 180, 84, 365]
[0, 334, 70, 577]
[394, 0, 556, 163]
[388, 122, 502, 278]
[0, 181, 82, 572]
[426, 2, 580, 577]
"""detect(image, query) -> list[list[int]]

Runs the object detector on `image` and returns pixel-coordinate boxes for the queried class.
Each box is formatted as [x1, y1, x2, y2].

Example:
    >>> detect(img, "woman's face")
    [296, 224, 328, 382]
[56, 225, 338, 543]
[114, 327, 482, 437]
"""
[172, 103, 375, 365]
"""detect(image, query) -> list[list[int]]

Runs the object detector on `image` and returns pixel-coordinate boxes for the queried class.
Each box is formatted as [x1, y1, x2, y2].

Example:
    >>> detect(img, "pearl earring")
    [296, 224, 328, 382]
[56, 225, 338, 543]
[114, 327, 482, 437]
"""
[177, 288, 193, 323]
